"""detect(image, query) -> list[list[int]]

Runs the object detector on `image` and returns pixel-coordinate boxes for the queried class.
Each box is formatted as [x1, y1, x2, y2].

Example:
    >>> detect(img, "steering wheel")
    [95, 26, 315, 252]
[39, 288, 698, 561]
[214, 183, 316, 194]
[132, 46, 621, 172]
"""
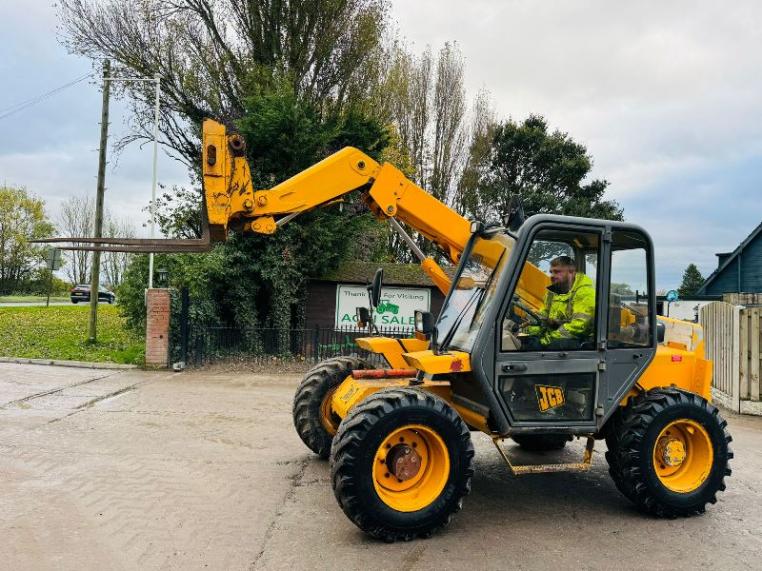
[512, 296, 544, 328]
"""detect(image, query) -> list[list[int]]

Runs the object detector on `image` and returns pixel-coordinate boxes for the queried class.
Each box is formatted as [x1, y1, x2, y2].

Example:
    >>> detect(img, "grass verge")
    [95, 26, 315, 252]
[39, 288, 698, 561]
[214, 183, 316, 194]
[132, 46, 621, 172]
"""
[0, 305, 144, 365]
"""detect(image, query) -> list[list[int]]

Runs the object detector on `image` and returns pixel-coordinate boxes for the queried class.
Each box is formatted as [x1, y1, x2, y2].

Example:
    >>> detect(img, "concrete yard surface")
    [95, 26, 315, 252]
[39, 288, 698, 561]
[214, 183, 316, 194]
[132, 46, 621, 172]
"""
[1, 362, 761, 570]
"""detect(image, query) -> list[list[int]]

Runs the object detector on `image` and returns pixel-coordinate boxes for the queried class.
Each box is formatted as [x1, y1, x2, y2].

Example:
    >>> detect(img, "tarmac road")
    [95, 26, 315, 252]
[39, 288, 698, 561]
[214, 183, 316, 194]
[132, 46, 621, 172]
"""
[1, 362, 761, 570]
[0, 301, 71, 307]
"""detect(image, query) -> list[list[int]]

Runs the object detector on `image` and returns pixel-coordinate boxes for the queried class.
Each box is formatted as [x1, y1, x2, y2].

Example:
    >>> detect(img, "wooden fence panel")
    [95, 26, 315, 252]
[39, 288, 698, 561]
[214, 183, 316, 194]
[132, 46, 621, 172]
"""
[740, 310, 749, 400]
[700, 302, 738, 403]
[701, 303, 762, 413]
[750, 308, 761, 401]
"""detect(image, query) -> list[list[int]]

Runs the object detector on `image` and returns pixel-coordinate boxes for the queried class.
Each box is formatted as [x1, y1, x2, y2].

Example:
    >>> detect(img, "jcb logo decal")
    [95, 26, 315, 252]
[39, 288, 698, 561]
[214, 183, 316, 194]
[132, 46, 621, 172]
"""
[536, 385, 565, 412]
[340, 386, 359, 402]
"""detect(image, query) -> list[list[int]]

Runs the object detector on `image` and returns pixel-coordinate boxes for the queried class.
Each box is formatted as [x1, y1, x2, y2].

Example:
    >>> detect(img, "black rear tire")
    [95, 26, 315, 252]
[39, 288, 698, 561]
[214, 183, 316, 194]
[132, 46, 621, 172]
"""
[330, 388, 474, 542]
[512, 433, 571, 451]
[603, 407, 637, 501]
[611, 388, 732, 517]
[292, 356, 371, 459]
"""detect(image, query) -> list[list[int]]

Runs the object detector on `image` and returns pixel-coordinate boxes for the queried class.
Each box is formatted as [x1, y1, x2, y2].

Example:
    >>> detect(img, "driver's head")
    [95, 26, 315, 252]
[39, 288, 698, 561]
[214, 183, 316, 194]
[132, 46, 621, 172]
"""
[549, 256, 576, 293]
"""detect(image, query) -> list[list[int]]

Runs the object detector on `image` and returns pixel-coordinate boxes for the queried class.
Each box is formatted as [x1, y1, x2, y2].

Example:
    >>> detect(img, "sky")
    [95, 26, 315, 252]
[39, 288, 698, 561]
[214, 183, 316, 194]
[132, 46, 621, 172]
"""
[1, 1, 760, 290]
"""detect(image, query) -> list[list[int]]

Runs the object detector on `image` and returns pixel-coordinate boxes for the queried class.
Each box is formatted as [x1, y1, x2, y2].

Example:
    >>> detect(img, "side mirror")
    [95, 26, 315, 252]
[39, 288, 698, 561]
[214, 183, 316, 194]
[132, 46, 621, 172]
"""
[369, 268, 384, 309]
[356, 306, 370, 328]
[656, 321, 666, 344]
[503, 194, 525, 232]
[414, 310, 435, 336]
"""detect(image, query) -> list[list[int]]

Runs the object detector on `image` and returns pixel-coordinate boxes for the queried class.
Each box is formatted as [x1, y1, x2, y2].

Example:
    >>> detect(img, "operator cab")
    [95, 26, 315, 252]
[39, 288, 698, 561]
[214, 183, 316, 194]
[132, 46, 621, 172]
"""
[434, 214, 655, 434]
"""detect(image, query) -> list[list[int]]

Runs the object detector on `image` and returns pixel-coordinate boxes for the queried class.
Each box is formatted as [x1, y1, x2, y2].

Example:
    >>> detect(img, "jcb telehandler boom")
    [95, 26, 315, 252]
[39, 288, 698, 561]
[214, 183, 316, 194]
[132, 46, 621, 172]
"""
[43, 119, 732, 542]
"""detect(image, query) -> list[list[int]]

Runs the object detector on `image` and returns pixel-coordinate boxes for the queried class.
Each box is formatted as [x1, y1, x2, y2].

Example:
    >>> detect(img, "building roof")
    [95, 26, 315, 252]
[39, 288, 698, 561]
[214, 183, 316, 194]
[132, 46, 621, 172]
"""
[315, 261, 454, 287]
[697, 221, 762, 295]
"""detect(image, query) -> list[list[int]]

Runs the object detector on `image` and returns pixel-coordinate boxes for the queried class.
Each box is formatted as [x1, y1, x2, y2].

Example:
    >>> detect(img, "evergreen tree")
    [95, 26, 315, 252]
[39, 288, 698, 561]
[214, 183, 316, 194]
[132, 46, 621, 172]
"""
[678, 263, 705, 297]
[459, 115, 622, 223]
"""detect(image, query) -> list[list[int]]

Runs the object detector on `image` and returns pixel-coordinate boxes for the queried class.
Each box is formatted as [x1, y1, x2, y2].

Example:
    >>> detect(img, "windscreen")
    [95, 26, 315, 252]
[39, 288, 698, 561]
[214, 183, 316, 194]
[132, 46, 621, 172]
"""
[437, 233, 514, 353]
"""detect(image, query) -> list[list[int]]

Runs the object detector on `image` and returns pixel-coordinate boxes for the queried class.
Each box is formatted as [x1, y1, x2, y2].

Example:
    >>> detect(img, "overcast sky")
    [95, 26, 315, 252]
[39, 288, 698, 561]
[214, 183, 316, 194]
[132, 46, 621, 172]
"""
[1, 1, 760, 290]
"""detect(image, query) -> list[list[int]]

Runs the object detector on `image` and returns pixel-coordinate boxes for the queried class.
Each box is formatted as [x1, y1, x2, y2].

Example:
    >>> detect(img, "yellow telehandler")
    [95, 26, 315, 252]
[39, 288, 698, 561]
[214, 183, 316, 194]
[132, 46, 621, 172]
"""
[45, 120, 732, 542]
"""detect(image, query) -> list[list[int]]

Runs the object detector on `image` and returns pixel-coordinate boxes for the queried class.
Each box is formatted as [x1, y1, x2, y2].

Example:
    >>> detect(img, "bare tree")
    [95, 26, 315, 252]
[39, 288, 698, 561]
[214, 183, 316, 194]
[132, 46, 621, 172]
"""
[430, 43, 466, 205]
[58, 195, 94, 284]
[373, 42, 470, 260]
[58, 194, 134, 287]
[102, 217, 135, 288]
[59, 0, 389, 167]
[456, 88, 497, 216]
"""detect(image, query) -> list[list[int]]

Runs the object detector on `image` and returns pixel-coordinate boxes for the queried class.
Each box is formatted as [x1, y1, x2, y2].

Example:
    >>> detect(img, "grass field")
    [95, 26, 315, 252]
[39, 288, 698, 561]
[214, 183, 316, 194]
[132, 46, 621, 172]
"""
[0, 305, 144, 365]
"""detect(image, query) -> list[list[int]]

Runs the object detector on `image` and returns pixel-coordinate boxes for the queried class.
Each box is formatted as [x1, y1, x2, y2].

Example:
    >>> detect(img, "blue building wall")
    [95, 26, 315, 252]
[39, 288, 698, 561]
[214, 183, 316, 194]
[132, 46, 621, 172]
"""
[741, 235, 762, 292]
[701, 227, 762, 295]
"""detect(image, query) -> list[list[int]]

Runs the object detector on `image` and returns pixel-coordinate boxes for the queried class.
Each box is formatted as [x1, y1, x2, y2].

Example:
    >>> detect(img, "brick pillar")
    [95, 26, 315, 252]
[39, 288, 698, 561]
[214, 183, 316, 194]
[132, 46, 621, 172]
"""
[145, 289, 171, 368]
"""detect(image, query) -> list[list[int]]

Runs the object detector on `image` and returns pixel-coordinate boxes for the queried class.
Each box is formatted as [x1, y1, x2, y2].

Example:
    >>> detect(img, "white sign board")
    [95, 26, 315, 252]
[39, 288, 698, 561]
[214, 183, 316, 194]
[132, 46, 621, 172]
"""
[335, 284, 431, 330]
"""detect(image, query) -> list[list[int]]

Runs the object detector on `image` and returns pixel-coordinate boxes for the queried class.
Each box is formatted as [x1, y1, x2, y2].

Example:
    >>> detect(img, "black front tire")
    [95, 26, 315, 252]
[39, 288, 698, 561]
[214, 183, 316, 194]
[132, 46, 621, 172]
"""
[611, 388, 732, 517]
[292, 356, 371, 459]
[512, 433, 572, 451]
[330, 388, 474, 542]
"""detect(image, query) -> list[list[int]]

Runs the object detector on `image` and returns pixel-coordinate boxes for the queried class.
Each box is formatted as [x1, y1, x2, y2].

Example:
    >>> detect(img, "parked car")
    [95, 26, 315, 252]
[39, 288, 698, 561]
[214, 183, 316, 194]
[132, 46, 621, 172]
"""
[70, 284, 116, 304]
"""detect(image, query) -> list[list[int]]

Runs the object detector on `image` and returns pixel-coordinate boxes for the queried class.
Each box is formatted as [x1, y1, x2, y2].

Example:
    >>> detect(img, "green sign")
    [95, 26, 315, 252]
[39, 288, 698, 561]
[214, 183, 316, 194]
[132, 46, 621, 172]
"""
[335, 284, 431, 330]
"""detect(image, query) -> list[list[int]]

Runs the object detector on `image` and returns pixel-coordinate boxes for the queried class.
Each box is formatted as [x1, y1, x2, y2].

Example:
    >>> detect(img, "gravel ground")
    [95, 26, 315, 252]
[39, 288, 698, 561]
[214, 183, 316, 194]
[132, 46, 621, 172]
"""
[1, 362, 761, 570]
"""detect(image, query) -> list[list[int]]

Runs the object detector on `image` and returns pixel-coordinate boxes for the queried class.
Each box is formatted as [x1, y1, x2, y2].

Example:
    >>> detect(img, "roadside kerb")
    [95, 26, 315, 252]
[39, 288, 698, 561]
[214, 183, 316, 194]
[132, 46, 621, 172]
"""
[0, 356, 138, 370]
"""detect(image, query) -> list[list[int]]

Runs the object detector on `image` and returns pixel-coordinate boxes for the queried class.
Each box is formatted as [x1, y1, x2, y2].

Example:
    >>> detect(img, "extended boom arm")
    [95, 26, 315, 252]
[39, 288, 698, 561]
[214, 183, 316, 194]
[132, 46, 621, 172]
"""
[202, 120, 470, 293]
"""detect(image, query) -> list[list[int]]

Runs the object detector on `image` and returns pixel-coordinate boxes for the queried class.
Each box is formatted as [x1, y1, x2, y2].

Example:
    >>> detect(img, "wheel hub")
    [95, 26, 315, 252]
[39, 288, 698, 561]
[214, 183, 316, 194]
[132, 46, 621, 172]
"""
[658, 438, 687, 467]
[372, 424, 451, 512]
[386, 444, 422, 481]
[652, 419, 713, 493]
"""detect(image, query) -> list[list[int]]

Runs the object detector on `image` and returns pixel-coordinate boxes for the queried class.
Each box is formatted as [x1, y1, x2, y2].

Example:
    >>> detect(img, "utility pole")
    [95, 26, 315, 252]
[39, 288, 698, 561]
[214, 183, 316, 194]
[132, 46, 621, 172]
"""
[148, 72, 161, 289]
[88, 60, 111, 343]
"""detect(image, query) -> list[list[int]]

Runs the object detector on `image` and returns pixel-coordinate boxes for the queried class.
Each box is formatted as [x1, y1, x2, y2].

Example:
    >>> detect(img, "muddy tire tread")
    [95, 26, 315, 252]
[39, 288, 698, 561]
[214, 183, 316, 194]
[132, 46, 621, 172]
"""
[330, 388, 474, 542]
[611, 387, 732, 517]
[292, 356, 371, 459]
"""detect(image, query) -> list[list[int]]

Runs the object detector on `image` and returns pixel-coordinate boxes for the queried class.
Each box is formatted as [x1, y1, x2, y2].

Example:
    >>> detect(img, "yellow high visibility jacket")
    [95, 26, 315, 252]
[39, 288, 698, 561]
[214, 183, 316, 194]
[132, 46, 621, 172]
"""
[527, 273, 595, 346]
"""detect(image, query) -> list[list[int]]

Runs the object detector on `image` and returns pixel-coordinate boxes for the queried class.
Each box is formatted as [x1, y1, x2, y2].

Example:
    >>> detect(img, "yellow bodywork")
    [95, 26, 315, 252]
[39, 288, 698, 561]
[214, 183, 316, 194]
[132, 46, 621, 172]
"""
[402, 350, 471, 374]
[331, 375, 491, 433]
[355, 337, 428, 368]
[332, 377, 452, 419]
[639, 345, 712, 400]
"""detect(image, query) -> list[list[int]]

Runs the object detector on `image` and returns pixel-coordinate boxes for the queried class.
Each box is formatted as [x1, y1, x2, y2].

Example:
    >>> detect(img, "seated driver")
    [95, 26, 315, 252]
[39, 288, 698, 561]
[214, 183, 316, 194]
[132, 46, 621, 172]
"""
[523, 256, 595, 349]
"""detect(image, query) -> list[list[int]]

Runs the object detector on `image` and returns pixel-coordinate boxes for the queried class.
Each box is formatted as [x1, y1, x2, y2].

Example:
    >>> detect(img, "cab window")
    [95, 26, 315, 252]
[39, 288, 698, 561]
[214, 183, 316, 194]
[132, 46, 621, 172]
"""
[607, 232, 652, 348]
[502, 229, 600, 352]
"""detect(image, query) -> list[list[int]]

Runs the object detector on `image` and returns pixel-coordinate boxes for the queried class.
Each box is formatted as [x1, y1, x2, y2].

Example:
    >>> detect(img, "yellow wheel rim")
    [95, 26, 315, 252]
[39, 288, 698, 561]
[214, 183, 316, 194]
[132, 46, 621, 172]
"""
[653, 419, 713, 493]
[372, 424, 450, 512]
[319, 386, 341, 436]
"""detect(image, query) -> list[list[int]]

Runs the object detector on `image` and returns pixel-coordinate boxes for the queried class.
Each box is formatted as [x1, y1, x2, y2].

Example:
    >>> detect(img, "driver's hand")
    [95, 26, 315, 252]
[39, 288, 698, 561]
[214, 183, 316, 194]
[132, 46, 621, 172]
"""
[518, 321, 534, 333]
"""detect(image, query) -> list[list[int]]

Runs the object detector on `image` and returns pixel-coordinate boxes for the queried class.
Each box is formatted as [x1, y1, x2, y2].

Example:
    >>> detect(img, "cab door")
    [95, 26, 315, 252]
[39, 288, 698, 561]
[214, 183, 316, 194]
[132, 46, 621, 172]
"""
[494, 225, 605, 432]
[599, 229, 657, 413]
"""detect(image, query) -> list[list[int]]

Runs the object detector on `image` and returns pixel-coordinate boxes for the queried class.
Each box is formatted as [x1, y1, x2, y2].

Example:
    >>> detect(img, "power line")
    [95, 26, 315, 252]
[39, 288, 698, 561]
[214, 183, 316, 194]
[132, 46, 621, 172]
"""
[0, 72, 94, 122]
